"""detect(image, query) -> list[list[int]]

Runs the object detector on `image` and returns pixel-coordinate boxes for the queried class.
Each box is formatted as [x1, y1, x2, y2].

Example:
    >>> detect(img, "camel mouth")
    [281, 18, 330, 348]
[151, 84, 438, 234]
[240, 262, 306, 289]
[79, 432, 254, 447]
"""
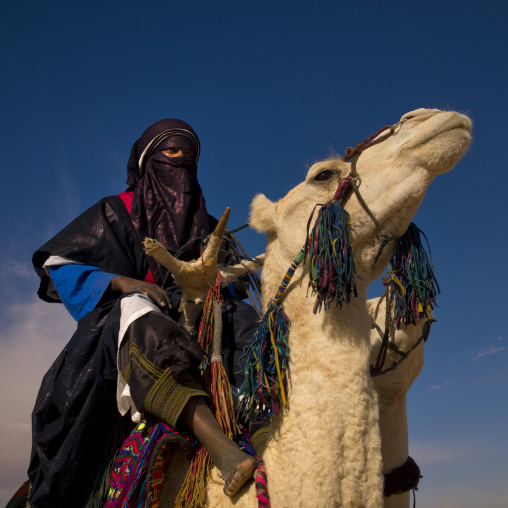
[431, 115, 472, 138]
[407, 113, 472, 149]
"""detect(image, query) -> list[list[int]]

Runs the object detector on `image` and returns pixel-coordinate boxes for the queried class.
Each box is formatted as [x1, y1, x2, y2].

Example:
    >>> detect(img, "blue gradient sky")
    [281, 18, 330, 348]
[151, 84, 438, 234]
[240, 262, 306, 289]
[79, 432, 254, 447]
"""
[1, 1, 507, 506]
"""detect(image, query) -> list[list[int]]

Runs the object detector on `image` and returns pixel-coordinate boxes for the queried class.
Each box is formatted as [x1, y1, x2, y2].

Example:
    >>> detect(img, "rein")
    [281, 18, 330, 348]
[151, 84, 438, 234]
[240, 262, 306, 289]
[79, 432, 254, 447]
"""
[240, 117, 439, 418]
[370, 278, 433, 376]
[251, 118, 430, 382]
[342, 121, 406, 268]
[340, 120, 436, 376]
[340, 126, 426, 501]
[269, 120, 404, 305]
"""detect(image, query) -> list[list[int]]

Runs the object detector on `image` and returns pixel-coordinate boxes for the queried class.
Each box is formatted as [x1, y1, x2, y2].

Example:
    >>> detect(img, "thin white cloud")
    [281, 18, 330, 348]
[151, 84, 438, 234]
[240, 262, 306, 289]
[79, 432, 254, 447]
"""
[428, 380, 450, 392]
[0, 260, 34, 281]
[410, 437, 507, 468]
[410, 440, 465, 465]
[417, 484, 508, 508]
[0, 296, 75, 505]
[473, 345, 507, 360]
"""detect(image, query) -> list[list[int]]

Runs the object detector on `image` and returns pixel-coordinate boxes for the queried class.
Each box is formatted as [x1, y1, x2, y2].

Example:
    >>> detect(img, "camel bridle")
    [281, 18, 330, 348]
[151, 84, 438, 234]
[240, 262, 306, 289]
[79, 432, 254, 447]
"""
[267, 119, 407, 303]
[338, 120, 437, 377]
[261, 117, 430, 378]
[341, 119, 408, 269]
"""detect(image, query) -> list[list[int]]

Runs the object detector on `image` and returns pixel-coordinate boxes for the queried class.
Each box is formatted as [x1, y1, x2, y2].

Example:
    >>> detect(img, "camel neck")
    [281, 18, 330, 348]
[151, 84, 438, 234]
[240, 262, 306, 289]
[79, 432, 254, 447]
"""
[257, 283, 384, 507]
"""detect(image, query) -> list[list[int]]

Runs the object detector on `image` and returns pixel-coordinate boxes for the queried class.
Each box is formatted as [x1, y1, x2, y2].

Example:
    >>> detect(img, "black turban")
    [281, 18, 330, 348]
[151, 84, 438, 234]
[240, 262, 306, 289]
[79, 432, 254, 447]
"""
[126, 119, 216, 284]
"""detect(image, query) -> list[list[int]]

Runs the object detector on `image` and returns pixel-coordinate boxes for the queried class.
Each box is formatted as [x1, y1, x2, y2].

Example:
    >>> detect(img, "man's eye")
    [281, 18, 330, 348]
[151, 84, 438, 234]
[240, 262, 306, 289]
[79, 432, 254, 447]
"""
[314, 170, 334, 182]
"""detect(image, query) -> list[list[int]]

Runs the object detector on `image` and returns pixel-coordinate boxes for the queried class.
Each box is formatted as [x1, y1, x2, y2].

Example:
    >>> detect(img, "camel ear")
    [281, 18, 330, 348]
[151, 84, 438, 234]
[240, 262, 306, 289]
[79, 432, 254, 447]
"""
[250, 194, 278, 232]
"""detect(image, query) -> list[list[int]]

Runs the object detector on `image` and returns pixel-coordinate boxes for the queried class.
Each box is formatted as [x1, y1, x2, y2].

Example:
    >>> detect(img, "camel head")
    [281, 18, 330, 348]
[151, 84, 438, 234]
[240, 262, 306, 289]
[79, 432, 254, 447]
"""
[250, 109, 471, 294]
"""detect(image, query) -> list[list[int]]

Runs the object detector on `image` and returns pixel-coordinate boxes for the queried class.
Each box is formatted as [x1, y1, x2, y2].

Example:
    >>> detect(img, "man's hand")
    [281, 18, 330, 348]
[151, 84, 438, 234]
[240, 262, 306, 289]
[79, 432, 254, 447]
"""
[109, 276, 171, 309]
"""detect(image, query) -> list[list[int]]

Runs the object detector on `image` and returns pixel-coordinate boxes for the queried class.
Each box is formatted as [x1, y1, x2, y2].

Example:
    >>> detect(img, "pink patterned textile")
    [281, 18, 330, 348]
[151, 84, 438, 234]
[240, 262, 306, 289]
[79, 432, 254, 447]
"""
[104, 420, 195, 508]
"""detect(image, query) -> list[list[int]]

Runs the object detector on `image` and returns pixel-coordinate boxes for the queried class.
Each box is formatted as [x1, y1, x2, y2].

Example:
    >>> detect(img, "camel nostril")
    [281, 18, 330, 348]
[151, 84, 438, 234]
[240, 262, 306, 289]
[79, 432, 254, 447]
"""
[400, 108, 442, 123]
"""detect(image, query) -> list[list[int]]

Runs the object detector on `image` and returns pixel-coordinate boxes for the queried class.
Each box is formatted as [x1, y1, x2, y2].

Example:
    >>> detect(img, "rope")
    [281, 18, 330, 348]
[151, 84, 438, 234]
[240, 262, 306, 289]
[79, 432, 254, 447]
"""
[372, 277, 392, 373]
[342, 119, 405, 163]
[341, 125, 403, 269]
[370, 320, 433, 377]
[226, 223, 251, 235]
[369, 292, 434, 378]
[275, 248, 306, 303]
[220, 231, 263, 316]
[238, 430, 271, 508]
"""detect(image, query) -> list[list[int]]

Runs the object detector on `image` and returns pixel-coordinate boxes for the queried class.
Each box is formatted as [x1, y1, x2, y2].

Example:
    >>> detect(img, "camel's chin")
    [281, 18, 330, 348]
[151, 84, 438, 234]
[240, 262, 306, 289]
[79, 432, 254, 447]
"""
[437, 128, 471, 162]
[423, 125, 471, 152]
[416, 128, 471, 173]
[397, 113, 471, 173]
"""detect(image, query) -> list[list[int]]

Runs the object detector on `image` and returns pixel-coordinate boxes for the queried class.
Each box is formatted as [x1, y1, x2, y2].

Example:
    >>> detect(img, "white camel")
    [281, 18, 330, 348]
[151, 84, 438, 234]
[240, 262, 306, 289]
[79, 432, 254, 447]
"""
[368, 294, 430, 508]
[205, 108, 471, 508]
[146, 108, 471, 507]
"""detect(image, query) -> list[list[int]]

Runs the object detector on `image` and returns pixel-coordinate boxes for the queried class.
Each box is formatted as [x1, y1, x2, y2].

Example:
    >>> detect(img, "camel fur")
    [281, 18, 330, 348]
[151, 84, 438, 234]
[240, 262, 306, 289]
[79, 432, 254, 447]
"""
[204, 108, 471, 508]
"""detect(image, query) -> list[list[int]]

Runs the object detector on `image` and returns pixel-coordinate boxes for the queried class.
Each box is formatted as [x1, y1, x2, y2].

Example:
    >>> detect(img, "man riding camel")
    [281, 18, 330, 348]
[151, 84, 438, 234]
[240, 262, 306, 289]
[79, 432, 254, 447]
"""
[27, 119, 258, 507]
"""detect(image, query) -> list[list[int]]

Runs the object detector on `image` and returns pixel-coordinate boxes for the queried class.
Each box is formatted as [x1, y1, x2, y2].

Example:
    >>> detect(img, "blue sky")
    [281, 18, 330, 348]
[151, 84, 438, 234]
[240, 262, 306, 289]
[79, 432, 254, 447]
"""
[1, 1, 507, 506]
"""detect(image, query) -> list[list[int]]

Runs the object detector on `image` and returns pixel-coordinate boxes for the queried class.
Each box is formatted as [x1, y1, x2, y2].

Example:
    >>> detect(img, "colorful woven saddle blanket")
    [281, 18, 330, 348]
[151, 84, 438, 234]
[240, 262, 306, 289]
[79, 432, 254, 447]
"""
[102, 419, 268, 508]
[103, 420, 197, 508]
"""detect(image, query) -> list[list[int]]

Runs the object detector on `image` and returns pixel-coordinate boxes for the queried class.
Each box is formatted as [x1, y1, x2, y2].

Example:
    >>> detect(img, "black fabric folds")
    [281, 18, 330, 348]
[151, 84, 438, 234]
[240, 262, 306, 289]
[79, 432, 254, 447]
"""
[33, 196, 148, 303]
[29, 196, 258, 507]
[28, 119, 259, 507]
[126, 119, 215, 282]
[130, 150, 214, 282]
[28, 299, 124, 508]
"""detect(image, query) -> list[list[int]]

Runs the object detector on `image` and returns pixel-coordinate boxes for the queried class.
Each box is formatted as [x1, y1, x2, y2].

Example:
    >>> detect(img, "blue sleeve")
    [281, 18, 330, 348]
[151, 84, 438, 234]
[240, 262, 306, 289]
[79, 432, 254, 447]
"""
[48, 264, 117, 321]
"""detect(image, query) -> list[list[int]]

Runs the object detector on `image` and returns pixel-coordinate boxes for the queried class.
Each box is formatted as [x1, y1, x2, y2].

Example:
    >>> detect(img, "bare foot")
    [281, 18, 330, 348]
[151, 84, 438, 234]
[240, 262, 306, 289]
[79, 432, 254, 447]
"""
[222, 451, 258, 497]
[179, 397, 258, 496]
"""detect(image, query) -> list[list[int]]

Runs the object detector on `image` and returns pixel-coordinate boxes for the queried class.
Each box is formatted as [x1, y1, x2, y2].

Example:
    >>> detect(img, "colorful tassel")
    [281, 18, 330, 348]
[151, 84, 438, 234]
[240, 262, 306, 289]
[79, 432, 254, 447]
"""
[306, 177, 357, 313]
[205, 357, 241, 440]
[389, 223, 440, 327]
[197, 269, 223, 372]
[238, 430, 270, 508]
[238, 299, 290, 420]
[174, 446, 213, 508]
[204, 298, 241, 440]
[238, 249, 306, 420]
[238, 243, 305, 422]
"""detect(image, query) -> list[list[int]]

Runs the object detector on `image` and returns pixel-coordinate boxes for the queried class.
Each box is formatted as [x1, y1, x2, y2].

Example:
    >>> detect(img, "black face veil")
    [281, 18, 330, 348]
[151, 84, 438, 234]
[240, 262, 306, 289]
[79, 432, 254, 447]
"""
[126, 119, 215, 284]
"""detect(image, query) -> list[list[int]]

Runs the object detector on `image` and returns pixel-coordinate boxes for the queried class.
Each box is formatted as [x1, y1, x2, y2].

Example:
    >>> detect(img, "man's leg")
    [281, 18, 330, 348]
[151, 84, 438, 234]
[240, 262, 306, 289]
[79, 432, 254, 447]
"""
[119, 309, 257, 496]
[180, 397, 258, 496]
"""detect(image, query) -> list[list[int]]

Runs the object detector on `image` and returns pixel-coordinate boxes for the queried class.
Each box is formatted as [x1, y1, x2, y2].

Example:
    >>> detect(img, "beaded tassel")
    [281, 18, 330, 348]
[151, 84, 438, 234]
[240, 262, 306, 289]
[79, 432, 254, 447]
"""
[205, 300, 241, 440]
[238, 300, 290, 420]
[238, 249, 305, 420]
[197, 270, 223, 372]
[306, 177, 357, 313]
[389, 223, 440, 327]
[174, 446, 212, 508]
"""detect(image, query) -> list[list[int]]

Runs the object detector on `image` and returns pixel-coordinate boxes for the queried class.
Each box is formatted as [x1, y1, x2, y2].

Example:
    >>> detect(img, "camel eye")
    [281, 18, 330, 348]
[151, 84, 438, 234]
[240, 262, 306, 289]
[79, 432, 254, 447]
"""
[314, 170, 334, 182]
